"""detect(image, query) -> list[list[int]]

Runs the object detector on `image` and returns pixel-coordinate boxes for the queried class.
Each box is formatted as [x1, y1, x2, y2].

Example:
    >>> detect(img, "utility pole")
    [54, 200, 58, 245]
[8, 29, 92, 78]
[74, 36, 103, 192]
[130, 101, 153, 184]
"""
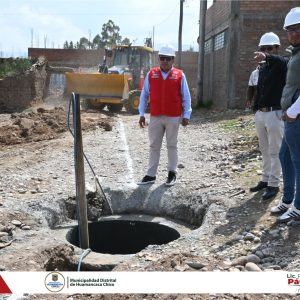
[152, 26, 155, 50]
[30, 28, 34, 48]
[44, 35, 47, 48]
[178, 0, 185, 68]
[196, 0, 207, 107]
[88, 29, 91, 49]
[74, 94, 89, 250]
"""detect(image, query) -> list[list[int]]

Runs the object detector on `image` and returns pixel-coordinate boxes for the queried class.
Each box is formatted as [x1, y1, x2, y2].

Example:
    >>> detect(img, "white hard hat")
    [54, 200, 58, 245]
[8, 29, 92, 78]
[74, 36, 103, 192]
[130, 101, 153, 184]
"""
[258, 32, 280, 46]
[158, 45, 175, 57]
[284, 7, 300, 29]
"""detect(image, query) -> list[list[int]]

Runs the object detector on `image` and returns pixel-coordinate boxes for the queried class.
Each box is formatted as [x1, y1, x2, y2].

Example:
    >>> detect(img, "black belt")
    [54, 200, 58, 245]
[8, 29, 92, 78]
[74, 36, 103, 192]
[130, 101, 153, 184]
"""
[259, 106, 281, 112]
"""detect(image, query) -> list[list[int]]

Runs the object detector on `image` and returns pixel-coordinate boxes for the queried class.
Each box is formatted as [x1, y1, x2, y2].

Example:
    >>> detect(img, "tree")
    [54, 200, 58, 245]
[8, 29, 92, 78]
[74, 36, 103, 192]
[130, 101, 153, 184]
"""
[78, 37, 90, 49]
[100, 20, 122, 48]
[92, 34, 101, 49]
[121, 38, 131, 45]
[187, 45, 194, 52]
[63, 20, 130, 50]
[63, 41, 74, 49]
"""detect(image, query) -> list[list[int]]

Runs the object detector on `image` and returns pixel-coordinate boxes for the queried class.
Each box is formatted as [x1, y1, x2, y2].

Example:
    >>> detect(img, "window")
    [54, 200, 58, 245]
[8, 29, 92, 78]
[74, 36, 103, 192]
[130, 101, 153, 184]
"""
[204, 39, 212, 54]
[214, 31, 227, 51]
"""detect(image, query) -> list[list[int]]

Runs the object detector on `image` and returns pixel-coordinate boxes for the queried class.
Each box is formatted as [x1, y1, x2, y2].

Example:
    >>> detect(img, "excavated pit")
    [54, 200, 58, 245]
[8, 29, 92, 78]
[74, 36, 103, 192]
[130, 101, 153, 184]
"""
[67, 219, 180, 255]
[61, 214, 192, 270]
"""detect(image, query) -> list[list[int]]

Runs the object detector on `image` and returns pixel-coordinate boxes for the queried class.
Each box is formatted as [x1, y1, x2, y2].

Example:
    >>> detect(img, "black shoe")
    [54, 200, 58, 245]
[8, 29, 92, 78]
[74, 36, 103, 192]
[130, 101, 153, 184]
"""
[262, 186, 279, 200]
[165, 171, 177, 186]
[249, 181, 268, 192]
[137, 175, 156, 185]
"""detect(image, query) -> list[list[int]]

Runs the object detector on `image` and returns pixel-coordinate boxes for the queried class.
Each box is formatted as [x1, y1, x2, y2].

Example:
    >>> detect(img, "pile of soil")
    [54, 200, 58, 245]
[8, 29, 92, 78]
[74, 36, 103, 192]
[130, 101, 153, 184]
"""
[0, 107, 113, 146]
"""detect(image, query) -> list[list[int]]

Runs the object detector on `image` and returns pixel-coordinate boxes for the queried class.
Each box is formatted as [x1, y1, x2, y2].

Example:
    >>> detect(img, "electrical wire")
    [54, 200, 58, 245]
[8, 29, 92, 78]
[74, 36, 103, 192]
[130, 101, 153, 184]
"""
[77, 248, 92, 271]
[67, 93, 113, 214]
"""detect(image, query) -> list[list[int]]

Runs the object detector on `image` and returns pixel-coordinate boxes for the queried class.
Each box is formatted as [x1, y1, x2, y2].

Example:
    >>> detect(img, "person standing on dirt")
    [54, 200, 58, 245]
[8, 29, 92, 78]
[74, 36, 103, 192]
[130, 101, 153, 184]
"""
[249, 32, 287, 200]
[270, 7, 300, 222]
[137, 44, 192, 186]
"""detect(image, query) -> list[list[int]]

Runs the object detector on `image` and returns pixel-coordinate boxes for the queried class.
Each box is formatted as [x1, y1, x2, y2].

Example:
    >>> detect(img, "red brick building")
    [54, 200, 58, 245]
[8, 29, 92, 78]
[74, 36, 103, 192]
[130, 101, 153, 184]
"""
[204, 0, 299, 109]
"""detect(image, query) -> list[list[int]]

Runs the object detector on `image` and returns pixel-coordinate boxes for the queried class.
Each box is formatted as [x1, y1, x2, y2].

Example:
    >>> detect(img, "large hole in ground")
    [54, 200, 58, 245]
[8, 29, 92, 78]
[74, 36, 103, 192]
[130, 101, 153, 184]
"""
[67, 220, 180, 255]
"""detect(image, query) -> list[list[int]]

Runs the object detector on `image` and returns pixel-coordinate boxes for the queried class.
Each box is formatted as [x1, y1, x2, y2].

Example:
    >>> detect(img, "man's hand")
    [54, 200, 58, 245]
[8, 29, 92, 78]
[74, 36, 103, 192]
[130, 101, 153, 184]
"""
[182, 118, 189, 127]
[139, 116, 146, 128]
[254, 51, 266, 63]
[282, 111, 296, 122]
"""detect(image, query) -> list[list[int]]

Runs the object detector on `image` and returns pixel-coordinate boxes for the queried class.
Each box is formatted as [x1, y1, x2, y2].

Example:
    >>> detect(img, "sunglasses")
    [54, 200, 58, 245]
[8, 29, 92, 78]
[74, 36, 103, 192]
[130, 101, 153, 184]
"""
[285, 27, 300, 33]
[259, 46, 274, 51]
[159, 56, 173, 62]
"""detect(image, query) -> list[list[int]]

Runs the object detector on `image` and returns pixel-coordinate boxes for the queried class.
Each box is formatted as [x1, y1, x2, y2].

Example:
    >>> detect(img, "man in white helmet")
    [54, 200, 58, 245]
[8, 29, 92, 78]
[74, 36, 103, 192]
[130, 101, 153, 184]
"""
[249, 32, 288, 200]
[137, 44, 192, 186]
[270, 7, 300, 222]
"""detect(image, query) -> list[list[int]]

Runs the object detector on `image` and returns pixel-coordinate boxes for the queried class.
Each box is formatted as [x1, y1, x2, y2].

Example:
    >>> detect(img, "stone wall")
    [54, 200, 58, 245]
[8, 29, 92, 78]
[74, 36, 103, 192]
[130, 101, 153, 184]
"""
[0, 59, 48, 113]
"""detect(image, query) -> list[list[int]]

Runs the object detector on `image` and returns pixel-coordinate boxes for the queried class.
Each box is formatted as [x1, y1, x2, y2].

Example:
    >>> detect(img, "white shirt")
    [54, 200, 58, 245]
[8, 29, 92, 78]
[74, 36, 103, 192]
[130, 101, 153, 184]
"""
[287, 95, 300, 118]
[248, 68, 259, 86]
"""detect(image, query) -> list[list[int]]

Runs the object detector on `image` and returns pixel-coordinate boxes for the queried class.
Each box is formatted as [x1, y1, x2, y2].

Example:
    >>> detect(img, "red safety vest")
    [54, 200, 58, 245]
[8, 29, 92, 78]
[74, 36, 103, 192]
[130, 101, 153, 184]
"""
[149, 67, 183, 117]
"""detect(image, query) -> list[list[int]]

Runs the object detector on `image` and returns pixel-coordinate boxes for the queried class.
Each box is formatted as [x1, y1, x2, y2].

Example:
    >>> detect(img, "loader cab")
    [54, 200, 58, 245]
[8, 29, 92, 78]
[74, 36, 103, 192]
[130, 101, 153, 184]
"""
[110, 46, 153, 88]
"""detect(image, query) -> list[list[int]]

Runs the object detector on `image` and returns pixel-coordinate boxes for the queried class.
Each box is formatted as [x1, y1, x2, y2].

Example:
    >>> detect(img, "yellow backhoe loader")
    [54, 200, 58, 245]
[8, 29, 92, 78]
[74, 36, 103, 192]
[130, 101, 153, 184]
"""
[65, 45, 154, 114]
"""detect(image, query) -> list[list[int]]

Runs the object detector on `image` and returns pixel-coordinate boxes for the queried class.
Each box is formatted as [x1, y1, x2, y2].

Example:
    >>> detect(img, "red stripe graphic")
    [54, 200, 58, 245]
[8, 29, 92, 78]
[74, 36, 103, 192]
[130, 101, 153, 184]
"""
[0, 275, 12, 294]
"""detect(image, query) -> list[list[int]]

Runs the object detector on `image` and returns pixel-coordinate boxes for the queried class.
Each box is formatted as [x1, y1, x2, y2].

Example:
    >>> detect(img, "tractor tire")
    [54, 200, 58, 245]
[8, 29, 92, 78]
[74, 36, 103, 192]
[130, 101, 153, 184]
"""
[125, 90, 141, 114]
[107, 103, 123, 112]
[85, 99, 106, 110]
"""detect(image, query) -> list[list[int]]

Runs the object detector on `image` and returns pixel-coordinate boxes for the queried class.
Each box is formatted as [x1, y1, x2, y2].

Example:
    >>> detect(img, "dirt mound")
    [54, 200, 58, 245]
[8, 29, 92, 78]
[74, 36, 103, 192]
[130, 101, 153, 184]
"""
[0, 107, 113, 146]
[43, 244, 77, 271]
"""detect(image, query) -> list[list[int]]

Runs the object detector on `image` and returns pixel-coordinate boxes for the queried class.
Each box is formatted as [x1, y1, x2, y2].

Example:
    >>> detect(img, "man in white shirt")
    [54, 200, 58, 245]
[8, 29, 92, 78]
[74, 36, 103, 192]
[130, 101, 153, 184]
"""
[137, 45, 192, 186]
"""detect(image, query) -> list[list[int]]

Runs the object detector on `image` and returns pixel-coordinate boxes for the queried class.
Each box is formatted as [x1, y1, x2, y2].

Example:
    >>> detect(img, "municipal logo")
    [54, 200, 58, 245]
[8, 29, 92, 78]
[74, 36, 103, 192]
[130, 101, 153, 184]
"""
[45, 272, 65, 292]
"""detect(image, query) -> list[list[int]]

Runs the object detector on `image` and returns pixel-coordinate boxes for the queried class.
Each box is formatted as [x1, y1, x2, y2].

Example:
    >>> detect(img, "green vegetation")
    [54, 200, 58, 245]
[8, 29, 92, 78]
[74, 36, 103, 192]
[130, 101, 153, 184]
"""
[218, 116, 256, 145]
[64, 19, 133, 50]
[220, 118, 240, 130]
[0, 59, 32, 78]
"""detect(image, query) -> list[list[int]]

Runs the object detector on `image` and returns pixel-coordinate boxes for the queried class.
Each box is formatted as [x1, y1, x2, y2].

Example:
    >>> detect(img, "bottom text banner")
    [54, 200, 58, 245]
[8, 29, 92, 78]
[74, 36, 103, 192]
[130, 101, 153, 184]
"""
[1, 272, 300, 294]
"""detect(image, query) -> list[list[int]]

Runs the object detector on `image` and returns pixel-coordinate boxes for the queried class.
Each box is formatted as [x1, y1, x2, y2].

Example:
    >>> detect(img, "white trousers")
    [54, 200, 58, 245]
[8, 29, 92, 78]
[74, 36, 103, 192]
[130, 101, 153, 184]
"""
[254, 110, 284, 187]
[146, 116, 180, 177]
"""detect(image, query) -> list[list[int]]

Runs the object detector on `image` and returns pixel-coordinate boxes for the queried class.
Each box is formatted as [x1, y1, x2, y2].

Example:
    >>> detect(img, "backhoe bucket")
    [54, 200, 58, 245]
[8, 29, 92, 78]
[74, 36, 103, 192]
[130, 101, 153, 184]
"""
[65, 72, 129, 101]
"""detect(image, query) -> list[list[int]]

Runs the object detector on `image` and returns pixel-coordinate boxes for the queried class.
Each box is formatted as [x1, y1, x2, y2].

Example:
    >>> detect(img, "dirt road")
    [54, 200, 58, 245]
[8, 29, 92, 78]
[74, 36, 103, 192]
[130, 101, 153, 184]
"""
[0, 107, 299, 300]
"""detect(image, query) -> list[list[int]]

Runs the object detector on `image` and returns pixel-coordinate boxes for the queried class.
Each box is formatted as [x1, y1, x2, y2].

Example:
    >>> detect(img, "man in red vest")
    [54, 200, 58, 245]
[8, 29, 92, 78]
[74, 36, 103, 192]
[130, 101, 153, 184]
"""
[137, 45, 192, 186]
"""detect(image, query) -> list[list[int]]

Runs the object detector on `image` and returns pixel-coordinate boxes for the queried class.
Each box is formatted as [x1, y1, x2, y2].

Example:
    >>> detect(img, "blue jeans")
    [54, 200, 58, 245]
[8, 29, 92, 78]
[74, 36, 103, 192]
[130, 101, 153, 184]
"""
[279, 116, 300, 208]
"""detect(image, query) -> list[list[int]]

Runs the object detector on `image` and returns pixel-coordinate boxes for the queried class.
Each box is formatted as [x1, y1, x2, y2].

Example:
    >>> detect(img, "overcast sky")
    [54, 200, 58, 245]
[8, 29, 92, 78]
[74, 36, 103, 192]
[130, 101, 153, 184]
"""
[0, 0, 213, 57]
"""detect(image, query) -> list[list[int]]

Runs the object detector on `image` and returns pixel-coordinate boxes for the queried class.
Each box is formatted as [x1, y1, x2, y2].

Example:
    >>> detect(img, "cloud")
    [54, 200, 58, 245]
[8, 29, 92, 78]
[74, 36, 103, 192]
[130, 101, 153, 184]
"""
[0, 0, 201, 57]
[0, 2, 85, 56]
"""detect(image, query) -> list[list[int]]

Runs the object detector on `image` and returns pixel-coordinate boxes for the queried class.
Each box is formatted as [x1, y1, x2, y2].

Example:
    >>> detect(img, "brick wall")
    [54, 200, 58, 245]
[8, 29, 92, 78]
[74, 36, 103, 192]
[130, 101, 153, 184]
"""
[174, 52, 198, 94]
[0, 60, 48, 113]
[206, 0, 231, 38]
[28, 48, 107, 67]
[204, 0, 232, 107]
[236, 0, 299, 108]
